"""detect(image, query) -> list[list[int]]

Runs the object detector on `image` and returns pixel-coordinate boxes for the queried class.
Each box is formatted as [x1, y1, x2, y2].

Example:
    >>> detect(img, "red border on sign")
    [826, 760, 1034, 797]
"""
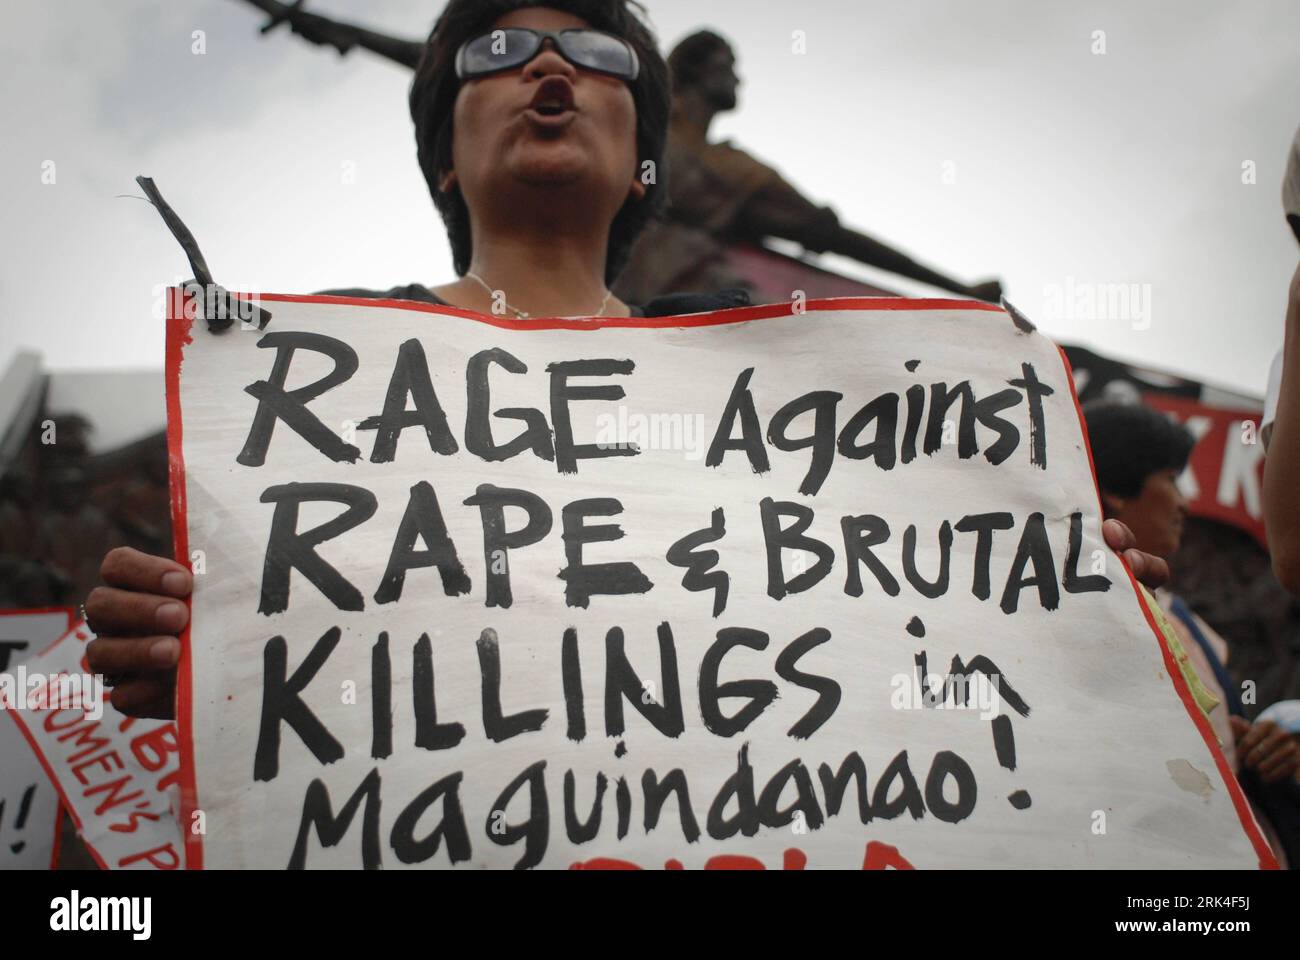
[165, 292, 201, 870]
[254, 291, 1007, 332]
[49, 803, 62, 871]
[1059, 346, 1278, 869]
[164, 290, 1273, 869]
[0, 606, 76, 624]
[0, 606, 76, 659]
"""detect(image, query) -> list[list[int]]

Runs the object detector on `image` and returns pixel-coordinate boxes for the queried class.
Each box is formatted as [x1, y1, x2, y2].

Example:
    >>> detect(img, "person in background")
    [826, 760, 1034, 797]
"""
[1263, 124, 1300, 593]
[1085, 400, 1300, 866]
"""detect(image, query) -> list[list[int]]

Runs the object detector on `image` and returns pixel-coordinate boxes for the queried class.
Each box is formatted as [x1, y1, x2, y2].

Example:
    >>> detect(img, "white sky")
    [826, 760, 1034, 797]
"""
[2, 0, 1297, 396]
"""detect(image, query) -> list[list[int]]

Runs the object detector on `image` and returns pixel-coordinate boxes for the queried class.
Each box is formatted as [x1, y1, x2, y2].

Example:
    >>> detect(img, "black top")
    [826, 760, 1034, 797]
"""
[313, 282, 753, 318]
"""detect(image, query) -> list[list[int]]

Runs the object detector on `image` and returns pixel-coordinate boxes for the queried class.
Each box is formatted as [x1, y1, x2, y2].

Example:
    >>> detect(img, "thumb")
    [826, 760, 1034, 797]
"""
[1229, 715, 1251, 741]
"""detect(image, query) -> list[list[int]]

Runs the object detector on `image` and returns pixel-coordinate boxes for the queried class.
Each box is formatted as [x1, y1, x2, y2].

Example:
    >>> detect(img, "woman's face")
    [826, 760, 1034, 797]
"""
[1109, 468, 1189, 560]
[442, 7, 645, 224]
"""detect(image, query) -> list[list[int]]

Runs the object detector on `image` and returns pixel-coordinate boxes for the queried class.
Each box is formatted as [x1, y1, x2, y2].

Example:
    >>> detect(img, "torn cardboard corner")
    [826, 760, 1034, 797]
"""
[135, 175, 272, 333]
[1001, 298, 1038, 334]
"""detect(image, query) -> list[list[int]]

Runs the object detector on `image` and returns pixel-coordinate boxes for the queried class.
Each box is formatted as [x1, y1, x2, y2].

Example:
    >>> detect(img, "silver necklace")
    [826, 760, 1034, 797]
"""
[465, 271, 613, 319]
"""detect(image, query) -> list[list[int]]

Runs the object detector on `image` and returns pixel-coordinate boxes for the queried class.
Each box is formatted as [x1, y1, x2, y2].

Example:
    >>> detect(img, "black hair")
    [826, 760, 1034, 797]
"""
[1082, 401, 1196, 498]
[409, 0, 671, 286]
[667, 30, 732, 93]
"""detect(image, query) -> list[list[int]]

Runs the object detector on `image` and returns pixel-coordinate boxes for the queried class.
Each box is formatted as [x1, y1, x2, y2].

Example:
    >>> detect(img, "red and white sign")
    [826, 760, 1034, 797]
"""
[6, 621, 184, 870]
[1144, 394, 1266, 546]
[0, 607, 73, 870]
[167, 292, 1273, 869]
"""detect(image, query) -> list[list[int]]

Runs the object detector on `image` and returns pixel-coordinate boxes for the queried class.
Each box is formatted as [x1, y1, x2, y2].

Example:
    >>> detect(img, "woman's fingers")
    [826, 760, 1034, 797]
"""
[1236, 720, 1267, 755]
[87, 636, 180, 675]
[84, 586, 188, 638]
[1249, 725, 1298, 782]
[1102, 518, 1135, 553]
[1229, 720, 1298, 782]
[100, 546, 192, 598]
[1101, 520, 1170, 589]
[109, 677, 175, 720]
[1124, 548, 1169, 590]
[1256, 741, 1298, 782]
[85, 548, 189, 719]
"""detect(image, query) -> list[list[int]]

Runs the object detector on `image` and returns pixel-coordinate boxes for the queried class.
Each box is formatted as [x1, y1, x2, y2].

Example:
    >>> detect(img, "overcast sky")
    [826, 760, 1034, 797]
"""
[2, 0, 1297, 397]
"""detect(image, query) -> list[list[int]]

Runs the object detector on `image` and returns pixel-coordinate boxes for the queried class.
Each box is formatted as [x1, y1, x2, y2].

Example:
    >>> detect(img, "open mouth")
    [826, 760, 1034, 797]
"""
[528, 77, 576, 118]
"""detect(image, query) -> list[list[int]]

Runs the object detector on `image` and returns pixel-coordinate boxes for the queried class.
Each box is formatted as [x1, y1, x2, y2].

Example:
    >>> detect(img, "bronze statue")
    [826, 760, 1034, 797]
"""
[238, 0, 424, 68]
[616, 31, 1003, 304]
[227, 4, 1000, 303]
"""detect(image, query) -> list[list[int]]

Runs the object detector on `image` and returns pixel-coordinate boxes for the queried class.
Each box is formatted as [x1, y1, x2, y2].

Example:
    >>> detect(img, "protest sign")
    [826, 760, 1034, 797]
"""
[166, 290, 1274, 869]
[6, 621, 184, 870]
[0, 608, 73, 869]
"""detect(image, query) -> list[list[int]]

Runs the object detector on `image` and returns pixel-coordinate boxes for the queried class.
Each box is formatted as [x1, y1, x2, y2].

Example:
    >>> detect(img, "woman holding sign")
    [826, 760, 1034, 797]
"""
[81, 0, 1170, 718]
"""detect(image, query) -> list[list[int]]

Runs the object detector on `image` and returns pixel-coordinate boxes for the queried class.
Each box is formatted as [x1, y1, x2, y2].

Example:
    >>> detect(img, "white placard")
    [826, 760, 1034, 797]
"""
[168, 292, 1272, 869]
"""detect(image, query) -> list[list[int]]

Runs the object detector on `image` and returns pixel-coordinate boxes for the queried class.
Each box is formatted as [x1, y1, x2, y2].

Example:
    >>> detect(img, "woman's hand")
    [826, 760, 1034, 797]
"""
[84, 547, 191, 719]
[1102, 518, 1170, 590]
[1230, 716, 1300, 784]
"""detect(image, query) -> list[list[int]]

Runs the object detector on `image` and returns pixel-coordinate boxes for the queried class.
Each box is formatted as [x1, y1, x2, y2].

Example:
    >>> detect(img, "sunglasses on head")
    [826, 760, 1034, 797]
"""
[455, 27, 640, 82]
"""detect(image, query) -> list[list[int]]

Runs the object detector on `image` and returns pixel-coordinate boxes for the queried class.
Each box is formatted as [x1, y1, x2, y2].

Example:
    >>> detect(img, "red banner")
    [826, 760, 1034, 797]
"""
[1143, 395, 1266, 547]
